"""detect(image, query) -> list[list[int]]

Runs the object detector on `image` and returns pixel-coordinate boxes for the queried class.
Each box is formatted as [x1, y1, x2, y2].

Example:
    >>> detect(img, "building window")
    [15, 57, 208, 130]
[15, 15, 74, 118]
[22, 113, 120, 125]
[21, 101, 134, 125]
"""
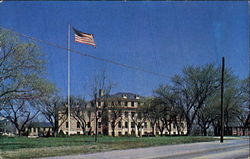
[66, 122, 69, 128]
[138, 112, 142, 118]
[118, 132, 122, 136]
[118, 121, 122, 128]
[66, 132, 69, 135]
[144, 122, 147, 128]
[151, 123, 154, 128]
[173, 124, 176, 129]
[125, 122, 128, 128]
[98, 122, 101, 128]
[98, 111, 101, 118]
[77, 110, 80, 116]
[138, 102, 140, 106]
[33, 128, 36, 132]
[131, 112, 135, 118]
[125, 112, 128, 118]
[87, 111, 91, 117]
[88, 122, 91, 128]
[77, 122, 81, 128]
[98, 101, 101, 106]
[131, 122, 135, 128]
[118, 101, 121, 106]
[125, 101, 128, 106]
[77, 132, 80, 135]
[125, 132, 128, 136]
[131, 101, 134, 107]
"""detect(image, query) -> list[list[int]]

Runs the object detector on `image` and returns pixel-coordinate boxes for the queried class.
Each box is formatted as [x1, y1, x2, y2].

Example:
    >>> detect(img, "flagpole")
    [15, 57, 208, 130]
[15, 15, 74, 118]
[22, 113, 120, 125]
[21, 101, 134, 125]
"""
[67, 24, 71, 136]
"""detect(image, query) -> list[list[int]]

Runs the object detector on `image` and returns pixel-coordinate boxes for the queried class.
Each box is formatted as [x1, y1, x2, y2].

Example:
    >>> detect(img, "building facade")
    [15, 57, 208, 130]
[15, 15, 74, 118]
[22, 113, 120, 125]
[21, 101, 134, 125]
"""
[25, 122, 52, 137]
[59, 92, 187, 136]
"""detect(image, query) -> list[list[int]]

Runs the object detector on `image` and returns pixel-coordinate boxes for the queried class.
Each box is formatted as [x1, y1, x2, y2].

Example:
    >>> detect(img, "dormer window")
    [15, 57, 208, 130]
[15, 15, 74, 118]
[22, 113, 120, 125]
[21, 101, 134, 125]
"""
[135, 95, 140, 99]
[122, 94, 127, 99]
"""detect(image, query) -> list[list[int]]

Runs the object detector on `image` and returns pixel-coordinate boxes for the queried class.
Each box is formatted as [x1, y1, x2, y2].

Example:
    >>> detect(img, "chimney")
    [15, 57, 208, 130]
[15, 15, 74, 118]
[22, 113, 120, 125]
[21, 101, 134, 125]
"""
[99, 89, 104, 97]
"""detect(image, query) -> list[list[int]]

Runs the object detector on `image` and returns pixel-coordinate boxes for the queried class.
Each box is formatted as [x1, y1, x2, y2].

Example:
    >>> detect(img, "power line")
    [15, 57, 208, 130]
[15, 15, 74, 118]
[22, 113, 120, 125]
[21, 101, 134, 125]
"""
[1, 26, 171, 79]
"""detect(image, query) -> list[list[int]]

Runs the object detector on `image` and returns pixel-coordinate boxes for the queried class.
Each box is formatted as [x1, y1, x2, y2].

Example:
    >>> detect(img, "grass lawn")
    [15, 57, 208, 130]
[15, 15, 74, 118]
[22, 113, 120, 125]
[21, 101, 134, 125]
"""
[0, 136, 220, 159]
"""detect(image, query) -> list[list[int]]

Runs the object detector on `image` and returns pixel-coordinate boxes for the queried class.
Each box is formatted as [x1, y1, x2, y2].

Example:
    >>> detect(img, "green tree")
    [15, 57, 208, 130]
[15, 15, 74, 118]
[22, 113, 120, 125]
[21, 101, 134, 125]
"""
[237, 77, 250, 130]
[0, 28, 56, 136]
[197, 95, 220, 136]
[198, 71, 240, 136]
[0, 28, 47, 108]
[171, 64, 221, 135]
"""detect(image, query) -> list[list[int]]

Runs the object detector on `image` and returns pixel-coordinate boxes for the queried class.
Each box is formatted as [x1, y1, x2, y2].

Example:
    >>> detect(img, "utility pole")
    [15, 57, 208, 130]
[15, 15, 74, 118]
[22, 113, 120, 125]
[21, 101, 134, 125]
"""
[220, 57, 225, 143]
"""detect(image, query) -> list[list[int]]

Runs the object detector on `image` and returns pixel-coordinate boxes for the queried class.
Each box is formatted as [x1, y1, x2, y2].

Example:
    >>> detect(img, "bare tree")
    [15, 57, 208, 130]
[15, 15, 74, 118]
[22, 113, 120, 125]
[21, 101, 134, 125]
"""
[85, 106, 95, 135]
[70, 96, 88, 135]
[144, 97, 157, 136]
[153, 84, 184, 136]
[39, 95, 67, 137]
[90, 70, 115, 141]
[107, 98, 123, 137]
[130, 102, 148, 137]
[2, 99, 39, 136]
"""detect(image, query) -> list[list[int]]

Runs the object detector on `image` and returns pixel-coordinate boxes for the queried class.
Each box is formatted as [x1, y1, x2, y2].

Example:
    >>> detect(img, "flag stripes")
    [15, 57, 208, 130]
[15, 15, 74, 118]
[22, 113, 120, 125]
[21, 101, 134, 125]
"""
[73, 27, 96, 48]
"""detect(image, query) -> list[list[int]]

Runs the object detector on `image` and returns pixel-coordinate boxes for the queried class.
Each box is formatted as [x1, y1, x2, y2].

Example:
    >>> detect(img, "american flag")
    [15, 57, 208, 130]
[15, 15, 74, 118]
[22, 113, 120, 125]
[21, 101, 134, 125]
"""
[73, 27, 96, 48]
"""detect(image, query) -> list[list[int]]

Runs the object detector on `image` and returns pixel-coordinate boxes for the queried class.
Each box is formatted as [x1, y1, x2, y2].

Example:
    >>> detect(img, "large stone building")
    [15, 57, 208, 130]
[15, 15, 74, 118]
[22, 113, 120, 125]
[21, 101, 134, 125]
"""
[59, 91, 187, 136]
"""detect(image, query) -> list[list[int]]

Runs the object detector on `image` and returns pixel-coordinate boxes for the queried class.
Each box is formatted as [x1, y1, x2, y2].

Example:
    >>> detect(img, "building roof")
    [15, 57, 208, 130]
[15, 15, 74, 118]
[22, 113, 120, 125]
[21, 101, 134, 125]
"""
[111, 92, 141, 98]
[0, 118, 8, 123]
[98, 92, 143, 100]
[227, 121, 244, 127]
[27, 122, 52, 128]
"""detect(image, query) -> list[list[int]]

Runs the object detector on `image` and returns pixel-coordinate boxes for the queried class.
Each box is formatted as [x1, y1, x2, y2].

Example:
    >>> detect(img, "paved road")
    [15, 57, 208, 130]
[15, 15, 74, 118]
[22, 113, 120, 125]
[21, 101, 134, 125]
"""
[39, 139, 249, 159]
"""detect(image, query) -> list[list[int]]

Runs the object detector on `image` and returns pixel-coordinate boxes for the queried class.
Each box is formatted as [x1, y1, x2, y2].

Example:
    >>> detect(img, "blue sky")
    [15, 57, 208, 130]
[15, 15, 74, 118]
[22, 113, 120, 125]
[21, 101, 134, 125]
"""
[0, 1, 248, 99]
